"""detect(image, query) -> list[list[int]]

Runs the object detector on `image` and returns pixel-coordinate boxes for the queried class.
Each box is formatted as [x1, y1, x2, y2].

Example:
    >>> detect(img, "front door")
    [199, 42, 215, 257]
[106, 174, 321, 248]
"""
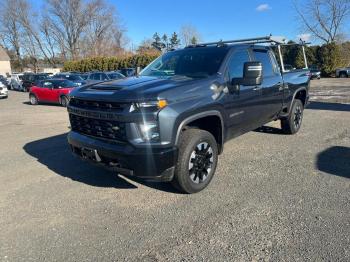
[224, 48, 263, 138]
[40, 81, 55, 102]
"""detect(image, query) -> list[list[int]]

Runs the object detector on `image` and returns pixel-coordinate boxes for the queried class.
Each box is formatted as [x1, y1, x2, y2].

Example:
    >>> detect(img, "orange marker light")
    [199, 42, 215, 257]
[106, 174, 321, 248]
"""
[157, 99, 168, 109]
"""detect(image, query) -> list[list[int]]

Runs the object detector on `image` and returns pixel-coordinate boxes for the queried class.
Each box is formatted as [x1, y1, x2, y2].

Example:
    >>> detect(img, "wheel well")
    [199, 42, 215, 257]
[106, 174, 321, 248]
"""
[295, 89, 307, 106]
[184, 115, 223, 153]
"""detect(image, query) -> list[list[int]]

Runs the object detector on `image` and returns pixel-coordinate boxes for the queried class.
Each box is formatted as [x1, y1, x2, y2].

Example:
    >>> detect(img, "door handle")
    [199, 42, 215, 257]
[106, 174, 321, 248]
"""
[277, 82, 284, 91]
[253, 86, 261, 91]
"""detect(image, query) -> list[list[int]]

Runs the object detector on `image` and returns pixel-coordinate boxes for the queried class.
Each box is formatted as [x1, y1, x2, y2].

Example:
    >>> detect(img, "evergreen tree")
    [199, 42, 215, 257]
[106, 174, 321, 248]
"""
[318, 43, 342, 76]
[169, 32, 180, 49]
[152, 33, 165, 51]
[190, 36, 198, 45]
[162, 34, 169, 50]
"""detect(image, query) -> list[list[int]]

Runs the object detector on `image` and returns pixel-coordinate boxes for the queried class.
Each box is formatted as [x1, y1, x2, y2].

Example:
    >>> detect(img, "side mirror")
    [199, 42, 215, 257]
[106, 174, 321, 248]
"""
[232, 62, 263, 87]
[243, 61, 262, 85]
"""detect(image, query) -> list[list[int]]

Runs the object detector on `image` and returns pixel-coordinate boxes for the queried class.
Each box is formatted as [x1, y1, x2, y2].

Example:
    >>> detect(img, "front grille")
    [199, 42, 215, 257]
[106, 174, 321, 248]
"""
[69, 98, 127, 111]
[69, 114, 126, 141]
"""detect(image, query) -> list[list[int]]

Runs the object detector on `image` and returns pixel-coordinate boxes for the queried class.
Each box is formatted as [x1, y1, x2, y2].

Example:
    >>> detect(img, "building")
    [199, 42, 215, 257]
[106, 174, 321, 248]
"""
[0, 46, 12, 77]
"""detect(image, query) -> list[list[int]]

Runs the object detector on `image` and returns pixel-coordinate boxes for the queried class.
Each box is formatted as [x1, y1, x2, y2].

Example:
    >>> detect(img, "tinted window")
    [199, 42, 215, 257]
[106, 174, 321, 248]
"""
[227, 50, 251, 79]
[253, 50, 275, 77]
[101, 73, 108, 80]
[56, 74, 83, 81]
[67, 75, 83, 81]
[52, 80, 74, 88]
[107, 73, 124, 79]
[93, 73, 101, 80]
[42, 81, 54, 88]
[35, 75, 48, 81]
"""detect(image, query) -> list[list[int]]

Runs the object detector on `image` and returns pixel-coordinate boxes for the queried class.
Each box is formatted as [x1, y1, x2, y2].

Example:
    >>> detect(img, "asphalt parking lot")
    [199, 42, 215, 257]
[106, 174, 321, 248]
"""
[1, 79, 349, 261]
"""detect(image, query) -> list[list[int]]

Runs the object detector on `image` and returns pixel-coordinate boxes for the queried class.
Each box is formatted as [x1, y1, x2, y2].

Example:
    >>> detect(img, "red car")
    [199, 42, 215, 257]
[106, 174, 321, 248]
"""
[29, 79, 77, 107]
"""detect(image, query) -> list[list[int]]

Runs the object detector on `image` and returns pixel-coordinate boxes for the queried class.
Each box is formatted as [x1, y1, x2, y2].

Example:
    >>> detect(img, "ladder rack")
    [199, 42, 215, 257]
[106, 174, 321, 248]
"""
[186, 35, 310, 72]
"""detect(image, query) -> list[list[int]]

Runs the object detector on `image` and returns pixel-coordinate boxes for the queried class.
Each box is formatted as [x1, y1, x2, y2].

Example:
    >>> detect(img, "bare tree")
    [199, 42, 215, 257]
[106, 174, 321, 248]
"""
[80, 1, 126, 57]
[294, 0, 350, 43]
[180, 24, 201, 46]
[0, 0, 25, 70]
[14, 0, 60, 66]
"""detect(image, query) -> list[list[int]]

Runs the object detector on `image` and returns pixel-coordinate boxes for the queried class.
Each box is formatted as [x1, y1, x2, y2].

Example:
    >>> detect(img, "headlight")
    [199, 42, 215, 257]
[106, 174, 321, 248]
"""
[138, 122, 160, 142]
[130, 99, 168, 112]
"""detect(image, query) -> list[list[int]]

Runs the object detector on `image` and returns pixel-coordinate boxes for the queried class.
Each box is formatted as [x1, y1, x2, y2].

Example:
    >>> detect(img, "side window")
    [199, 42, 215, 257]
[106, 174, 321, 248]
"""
[93, 74, 100, 80]
[42, 81, 53, 89]
[227, 50, 250, 80]
[101, 73, 108, 80]
[253, 50, 275, 77]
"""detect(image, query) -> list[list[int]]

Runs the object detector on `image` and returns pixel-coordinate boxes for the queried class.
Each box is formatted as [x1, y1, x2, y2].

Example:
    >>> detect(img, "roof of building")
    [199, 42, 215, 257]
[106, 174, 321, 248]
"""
[0, 46, 10, 61]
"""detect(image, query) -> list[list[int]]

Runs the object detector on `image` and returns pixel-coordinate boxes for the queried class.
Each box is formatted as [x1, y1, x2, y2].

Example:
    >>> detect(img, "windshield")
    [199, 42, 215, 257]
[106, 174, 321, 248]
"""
[141, 47, 229, 78]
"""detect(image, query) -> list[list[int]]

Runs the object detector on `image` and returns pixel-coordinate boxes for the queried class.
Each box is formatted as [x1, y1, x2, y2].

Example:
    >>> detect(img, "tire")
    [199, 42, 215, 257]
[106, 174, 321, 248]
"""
[29, 94, 38, 105]
[172, 129, 218, 194]
[281, 99, 304, 134]
[339, 73, 347, 78]
[60, 96, 68, 107]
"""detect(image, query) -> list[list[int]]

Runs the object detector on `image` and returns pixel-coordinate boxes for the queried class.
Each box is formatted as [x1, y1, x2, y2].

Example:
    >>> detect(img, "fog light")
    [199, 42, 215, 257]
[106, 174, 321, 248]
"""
[139, 122, 159, 141]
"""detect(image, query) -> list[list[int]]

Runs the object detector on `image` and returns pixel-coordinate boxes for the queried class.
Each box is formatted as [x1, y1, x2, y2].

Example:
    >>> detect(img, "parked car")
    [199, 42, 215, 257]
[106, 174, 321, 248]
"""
[335, 67, 350, 78]
[86, 71, 125, 84]
[0, 75, 8, 87]
[67, 35, 310, 193]
[54, 73, 86, 86]
[29, 79, 76, 107]
[22, 73, 50, 92]
[79, 73, 89, 80]
[0, 81, 8, 99]
[118, 68, 136, 77]
[310, 66, 321, 80]
[10, 73, 24, 91]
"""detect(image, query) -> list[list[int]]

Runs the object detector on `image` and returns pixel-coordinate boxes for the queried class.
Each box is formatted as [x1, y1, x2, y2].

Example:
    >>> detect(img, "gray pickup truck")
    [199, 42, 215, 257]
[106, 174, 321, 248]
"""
[67, 36, 310, 193]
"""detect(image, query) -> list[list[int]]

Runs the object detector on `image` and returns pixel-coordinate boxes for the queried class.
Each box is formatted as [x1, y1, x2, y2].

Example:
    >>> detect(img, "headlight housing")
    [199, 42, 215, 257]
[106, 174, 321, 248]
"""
[130, 99, 168, 112]
[138, 122, 160, 142]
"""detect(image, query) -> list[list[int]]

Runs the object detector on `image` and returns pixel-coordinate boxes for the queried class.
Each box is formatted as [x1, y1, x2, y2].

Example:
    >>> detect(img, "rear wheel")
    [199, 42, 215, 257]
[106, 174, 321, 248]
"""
[172, 129, 218, 194]
[29, 94, 38, 105]
[281, 99, 304, 134]
[60, 96, 68, 107]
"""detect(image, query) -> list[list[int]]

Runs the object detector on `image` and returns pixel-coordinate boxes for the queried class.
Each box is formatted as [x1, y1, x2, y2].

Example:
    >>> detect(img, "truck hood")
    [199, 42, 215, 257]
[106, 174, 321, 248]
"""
[70, 76, 199, 102]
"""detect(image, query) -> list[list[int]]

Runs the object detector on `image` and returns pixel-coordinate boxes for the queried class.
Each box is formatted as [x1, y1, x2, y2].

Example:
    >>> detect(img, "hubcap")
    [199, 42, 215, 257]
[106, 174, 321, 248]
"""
[188, 142, 214, 184]
[30, 96, 36, 104]
[293, 105, 302, 129]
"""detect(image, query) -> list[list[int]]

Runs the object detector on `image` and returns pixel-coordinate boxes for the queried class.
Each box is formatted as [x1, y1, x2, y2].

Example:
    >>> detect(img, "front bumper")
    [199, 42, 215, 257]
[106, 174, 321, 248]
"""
[0, 90, 8, 97]
[68, 131, 178, 182]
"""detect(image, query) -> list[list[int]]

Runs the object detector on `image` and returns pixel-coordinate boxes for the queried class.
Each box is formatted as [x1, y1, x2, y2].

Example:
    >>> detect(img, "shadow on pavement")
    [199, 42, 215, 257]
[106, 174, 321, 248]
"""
[317, 146, 350, 179]
[254, 125, 285, 135]
[23, 133, 178, 193]
[22, 101, 61, 107]
[307, 101, 350, 112]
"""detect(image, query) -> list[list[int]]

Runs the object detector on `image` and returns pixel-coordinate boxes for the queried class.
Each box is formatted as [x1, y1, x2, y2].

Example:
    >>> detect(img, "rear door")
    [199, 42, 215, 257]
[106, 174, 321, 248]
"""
[224, 48, 262, 138]
[252, 49, 284, 122]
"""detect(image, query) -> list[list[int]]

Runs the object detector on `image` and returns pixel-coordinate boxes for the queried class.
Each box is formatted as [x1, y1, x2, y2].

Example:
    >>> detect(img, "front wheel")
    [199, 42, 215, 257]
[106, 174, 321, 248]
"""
[60, 96, 68, 107]
[281, 99, 304, 134]
[172, 129, 218, 194]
